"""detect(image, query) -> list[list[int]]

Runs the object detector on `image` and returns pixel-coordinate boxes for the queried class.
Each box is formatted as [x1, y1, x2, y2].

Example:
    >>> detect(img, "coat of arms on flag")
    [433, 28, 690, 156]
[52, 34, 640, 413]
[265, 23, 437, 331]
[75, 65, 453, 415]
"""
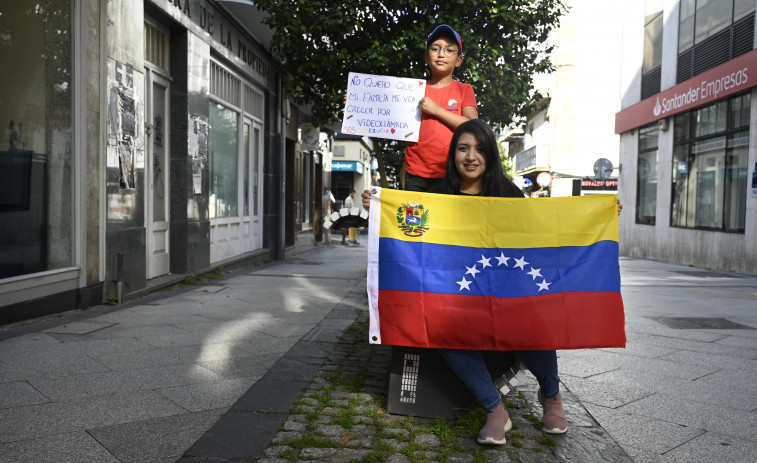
[366, 187, 626, 351]
[396, 200, 430, 237]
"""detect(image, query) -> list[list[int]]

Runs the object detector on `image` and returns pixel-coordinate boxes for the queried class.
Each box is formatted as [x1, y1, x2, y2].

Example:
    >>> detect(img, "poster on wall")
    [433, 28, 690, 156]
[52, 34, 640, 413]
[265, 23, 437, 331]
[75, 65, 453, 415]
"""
[188, 114, 209, 195]
[341, 72, 425, 142]
[107, 60, 142, 191]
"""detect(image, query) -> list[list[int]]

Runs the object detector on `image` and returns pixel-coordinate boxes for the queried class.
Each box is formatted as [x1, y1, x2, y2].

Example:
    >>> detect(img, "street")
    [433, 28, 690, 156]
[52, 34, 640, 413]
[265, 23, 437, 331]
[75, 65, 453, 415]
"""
[0, 234, 756, 462]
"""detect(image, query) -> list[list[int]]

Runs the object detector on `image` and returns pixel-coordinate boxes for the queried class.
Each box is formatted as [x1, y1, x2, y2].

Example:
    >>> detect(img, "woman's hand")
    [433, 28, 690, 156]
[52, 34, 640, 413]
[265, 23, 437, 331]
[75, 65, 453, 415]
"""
[617, 199, 623, 216]
[361, 189, 372, 212]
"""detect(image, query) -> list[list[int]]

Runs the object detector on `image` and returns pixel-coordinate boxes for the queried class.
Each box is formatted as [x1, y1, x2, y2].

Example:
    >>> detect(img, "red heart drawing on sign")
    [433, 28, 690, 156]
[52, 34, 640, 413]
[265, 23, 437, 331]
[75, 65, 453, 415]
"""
[419, 81, 423, 86]
[391, 128, 396, 134]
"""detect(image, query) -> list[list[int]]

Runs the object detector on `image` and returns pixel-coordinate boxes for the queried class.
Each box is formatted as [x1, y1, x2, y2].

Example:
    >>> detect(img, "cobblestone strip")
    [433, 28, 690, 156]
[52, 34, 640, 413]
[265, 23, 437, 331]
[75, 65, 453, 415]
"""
[257, 308, 629, 463]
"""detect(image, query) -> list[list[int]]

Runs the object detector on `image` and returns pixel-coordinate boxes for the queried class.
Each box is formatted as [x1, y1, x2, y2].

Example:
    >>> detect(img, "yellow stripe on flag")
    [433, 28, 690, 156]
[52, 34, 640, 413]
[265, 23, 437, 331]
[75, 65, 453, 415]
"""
[379, 189, 618, 249]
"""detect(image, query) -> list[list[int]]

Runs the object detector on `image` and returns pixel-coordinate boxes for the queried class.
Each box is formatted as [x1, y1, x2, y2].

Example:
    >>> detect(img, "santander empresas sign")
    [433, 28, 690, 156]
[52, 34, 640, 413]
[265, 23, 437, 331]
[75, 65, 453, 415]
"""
[615, 48, 757, 134]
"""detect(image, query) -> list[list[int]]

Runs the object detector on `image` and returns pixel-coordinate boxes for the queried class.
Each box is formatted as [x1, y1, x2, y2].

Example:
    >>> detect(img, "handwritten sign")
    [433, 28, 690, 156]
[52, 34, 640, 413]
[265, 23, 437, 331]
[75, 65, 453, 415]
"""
[342, 72, 425, 142]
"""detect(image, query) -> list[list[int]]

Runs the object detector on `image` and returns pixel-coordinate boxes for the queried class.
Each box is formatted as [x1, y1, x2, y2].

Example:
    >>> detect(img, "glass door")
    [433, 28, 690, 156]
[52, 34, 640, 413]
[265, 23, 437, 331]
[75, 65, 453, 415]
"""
[242, 118, 263, 251]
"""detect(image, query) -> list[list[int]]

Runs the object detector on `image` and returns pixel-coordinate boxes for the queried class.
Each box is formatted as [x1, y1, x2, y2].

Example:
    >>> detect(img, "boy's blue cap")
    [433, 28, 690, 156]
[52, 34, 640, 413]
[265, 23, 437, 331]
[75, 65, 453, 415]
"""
[427, 24, 463, 55]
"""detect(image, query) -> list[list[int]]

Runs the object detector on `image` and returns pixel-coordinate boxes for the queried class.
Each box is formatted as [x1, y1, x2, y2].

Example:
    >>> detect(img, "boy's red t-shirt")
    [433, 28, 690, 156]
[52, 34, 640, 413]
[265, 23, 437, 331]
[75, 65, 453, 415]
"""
[404, 80, 477, 179]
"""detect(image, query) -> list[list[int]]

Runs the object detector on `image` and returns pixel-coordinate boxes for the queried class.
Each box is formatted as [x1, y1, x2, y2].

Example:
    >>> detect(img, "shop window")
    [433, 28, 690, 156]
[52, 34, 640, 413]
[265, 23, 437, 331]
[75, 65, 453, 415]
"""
[678, 0, 755, 82]
[0, 2, 74, 279]
[636, 124, 658, 225]
[208, 61, 265, 223]
[671, 93, 750, 232]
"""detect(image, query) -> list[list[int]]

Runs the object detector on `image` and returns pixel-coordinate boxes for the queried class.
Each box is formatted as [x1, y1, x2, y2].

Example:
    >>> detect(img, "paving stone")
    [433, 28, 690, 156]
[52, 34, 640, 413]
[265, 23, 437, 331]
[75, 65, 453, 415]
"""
[284, 421, 307, 432]
[88, 410, 223, 463]
[350, 424, 376, 436]
[301, 447, 338, 458]
[379, 438, 402, 450]
[551, 426, 633, 462]
[659, 431, 757, 463]
[0, 381, 49, 408]
[481, 448, 514, 463]
[185, 412, 287, 460]
[386, 454, 411, 463]
[263, 445, 292, 457]
[345, 437, 373, 448]
[384, 427, 410, 438]
[0, 431, 119, 463]
[415, 433, 441, 446]
[315, 424, 346, 437]
[333, 448, 372, 462]
[270, 431, 303, 445]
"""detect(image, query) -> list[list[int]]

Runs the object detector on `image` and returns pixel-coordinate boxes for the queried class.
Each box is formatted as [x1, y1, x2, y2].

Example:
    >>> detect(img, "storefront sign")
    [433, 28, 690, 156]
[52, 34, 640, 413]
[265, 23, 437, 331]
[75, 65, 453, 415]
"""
[581, 179, 619, 190]
[615, 49, 757, 134]
[332, 161, 363, 172]
[342, 72, 425, 142]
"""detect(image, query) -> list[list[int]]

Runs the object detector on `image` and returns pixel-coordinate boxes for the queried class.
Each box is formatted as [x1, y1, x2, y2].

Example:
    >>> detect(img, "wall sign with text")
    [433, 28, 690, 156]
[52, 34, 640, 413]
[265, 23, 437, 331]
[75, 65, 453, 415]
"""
[342, 72, 425, 142]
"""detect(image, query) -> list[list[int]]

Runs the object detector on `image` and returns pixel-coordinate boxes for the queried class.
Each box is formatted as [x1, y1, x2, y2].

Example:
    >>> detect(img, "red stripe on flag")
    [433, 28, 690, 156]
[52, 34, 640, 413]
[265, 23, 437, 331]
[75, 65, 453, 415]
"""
[377, 290, 625, 350]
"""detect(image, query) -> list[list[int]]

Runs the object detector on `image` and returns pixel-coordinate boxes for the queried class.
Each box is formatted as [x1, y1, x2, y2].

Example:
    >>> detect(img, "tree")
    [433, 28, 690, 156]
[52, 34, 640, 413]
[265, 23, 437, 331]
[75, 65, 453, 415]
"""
[255, 0, 567, 186]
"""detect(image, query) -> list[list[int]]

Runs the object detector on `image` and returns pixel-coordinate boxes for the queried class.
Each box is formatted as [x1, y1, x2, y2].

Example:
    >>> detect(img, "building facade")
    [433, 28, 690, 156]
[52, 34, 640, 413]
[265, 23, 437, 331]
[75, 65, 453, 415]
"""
[615, 0, 757, 274]
[0, 0, 330, 324]
[331, 134, 373, 207]
[508, 0, 634, 197]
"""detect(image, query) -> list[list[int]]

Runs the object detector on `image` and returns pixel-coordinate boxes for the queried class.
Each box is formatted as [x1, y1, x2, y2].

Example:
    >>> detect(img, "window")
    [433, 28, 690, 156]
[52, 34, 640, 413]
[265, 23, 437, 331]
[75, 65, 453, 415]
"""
[694, 0, 733, 44]
[0, 1, 75, 279]
[636, 124, 659, 225]
[678, 0, 755, 82]
[671, 93, 750, 231]
[642, 0, 664, 99]
[208, 61, 265, 221]
[209, 103, 239, 218]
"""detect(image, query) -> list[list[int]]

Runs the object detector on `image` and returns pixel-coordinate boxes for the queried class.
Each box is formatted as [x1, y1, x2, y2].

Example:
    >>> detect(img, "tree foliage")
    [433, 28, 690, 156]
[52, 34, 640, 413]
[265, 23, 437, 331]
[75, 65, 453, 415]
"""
[255, 0, 567, 184]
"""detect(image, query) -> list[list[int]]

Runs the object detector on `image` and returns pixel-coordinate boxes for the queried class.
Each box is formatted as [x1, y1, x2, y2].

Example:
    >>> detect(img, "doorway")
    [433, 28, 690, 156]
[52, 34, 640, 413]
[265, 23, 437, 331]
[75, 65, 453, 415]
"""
[145, 71, 170, 279]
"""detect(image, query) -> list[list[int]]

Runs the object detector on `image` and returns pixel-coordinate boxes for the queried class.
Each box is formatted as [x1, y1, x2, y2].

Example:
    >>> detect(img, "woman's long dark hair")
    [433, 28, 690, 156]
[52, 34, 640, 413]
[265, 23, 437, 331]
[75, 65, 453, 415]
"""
[438, 119, 524, 199]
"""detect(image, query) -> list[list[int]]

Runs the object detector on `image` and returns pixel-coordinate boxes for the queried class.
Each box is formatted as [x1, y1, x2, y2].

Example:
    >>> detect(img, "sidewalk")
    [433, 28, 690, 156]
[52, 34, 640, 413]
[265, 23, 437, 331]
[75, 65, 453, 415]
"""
[1, 234, 756, 462]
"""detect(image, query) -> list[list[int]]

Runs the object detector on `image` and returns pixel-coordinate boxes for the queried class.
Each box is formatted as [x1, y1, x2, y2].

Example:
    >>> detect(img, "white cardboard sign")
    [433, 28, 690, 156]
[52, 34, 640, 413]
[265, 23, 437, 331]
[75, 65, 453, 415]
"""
[341, 72, 425, 142]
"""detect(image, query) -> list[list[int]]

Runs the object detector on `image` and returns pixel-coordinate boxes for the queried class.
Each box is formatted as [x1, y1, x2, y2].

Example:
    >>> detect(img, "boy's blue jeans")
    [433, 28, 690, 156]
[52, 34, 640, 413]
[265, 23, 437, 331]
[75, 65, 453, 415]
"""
[438, 348, 560, 412]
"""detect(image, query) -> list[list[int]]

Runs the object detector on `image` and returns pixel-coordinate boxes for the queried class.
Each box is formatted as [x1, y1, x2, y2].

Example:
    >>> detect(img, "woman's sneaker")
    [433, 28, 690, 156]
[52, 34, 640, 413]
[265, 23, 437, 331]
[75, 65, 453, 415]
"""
[538, 389, 568, 434]
[477, 402, 513, 445]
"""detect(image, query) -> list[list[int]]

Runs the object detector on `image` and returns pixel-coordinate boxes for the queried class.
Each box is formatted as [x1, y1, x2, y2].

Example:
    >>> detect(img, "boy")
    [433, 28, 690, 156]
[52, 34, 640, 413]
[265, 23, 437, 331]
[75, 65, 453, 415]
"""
[404, 24, 478, 192]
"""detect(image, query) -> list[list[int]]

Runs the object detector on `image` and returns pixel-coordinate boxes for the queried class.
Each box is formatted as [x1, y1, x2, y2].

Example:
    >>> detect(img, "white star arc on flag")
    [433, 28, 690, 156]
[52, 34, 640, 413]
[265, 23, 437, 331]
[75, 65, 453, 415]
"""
[456, 252, 552, 293]
[465, 265, 480, 278]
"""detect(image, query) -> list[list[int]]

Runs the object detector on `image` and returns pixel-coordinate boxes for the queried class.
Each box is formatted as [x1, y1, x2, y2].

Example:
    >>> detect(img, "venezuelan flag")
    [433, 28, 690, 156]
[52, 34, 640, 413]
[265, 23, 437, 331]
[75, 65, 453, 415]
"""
[366, 187, 625, 350]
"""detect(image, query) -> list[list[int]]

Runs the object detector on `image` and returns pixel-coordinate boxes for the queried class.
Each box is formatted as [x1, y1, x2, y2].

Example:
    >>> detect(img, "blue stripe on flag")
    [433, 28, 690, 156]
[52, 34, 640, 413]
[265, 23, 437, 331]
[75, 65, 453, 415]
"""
[378, 239, 620, 297]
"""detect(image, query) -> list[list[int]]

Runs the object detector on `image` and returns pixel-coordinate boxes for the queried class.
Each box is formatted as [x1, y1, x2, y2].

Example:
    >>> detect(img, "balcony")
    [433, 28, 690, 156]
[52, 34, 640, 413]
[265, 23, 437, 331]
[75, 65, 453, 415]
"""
[513, 144, 550, 174]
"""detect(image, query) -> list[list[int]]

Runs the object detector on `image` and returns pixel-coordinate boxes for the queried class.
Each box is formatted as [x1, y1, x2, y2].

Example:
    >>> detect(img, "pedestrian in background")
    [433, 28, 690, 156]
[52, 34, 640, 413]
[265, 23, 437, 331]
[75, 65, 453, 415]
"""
[342, 190, 357, 245]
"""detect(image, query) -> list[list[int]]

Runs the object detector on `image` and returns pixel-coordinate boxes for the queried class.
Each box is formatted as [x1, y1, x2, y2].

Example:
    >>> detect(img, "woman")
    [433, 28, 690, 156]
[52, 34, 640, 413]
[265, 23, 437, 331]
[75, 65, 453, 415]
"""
[362, 119, 621, 445]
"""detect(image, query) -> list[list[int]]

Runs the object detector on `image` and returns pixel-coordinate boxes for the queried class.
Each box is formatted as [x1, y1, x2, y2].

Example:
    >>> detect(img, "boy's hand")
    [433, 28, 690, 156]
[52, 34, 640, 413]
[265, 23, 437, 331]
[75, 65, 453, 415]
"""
[418, 97, 441, 117]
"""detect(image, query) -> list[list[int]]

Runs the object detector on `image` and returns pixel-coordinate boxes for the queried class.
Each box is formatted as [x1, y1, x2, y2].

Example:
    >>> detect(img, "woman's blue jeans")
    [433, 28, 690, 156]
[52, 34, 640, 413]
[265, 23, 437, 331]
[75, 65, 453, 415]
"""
[438, 349, 560, 412]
